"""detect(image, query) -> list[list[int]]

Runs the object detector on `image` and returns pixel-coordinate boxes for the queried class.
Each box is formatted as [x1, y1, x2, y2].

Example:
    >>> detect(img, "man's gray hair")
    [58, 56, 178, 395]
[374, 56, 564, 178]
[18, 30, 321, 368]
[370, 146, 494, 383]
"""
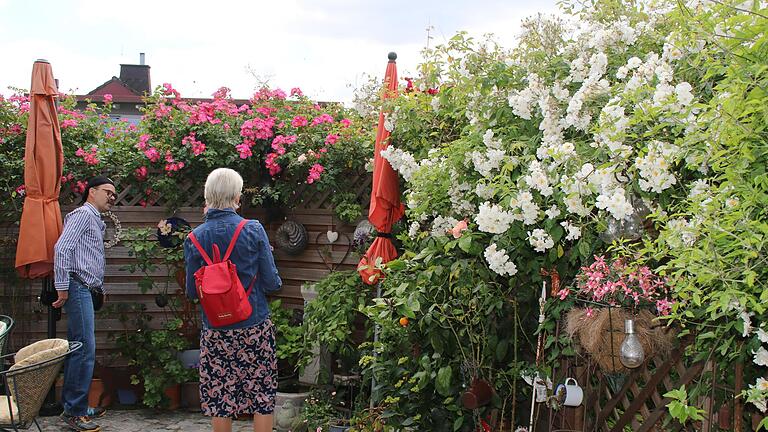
[204, 168, 244, 210]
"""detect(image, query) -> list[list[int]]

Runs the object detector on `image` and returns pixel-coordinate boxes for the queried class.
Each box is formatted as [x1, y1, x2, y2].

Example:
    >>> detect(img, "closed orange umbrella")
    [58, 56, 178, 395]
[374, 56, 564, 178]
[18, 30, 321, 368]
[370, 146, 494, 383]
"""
[15, 60, 64, 278]
[358, 52, 405, 285]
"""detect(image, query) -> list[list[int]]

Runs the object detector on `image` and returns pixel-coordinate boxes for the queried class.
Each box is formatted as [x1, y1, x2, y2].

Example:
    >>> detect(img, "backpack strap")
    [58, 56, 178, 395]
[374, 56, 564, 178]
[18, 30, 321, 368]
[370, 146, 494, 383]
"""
[223, 219, 249, 261]
[188, 232, 213, 265]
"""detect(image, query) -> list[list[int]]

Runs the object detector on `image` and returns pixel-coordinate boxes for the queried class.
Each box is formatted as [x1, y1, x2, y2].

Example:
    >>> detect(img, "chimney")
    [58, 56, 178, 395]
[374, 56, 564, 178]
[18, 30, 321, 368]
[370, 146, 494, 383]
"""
[119, 55, 151, 95]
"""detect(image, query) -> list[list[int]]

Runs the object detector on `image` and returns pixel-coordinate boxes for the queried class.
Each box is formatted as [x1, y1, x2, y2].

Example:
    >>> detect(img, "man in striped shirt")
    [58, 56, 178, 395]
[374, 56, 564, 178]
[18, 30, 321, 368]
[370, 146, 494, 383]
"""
[53, 176, 116, 432]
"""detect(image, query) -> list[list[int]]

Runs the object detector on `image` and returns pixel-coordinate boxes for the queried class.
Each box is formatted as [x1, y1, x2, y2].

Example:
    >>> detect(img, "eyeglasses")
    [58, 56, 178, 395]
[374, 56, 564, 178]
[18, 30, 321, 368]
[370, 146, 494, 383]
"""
[95, 188, 117, 200]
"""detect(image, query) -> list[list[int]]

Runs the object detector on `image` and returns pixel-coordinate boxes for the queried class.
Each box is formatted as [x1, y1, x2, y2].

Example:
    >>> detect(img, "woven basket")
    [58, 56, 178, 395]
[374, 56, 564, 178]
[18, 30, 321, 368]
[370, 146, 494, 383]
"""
[565, 307, 673, 373]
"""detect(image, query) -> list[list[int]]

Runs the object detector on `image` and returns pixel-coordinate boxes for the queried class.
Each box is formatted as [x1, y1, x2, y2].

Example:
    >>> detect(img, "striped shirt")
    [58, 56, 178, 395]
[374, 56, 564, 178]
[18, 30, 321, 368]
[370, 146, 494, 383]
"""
[53, 203, 107, 291]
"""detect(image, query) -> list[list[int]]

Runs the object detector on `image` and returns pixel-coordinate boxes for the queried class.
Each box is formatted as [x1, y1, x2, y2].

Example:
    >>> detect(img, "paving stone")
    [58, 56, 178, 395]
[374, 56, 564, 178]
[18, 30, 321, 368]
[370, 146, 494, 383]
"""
[34, 409, 275, 431]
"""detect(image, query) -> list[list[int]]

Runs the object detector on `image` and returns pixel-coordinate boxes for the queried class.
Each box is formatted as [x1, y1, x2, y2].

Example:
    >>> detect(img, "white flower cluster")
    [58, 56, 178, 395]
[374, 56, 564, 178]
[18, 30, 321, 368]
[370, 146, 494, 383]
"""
[511, 191, 540, 225]
[595, 101, 631, 156]
[408, 221, 421, 239]
[484, 243, 518, 276]
[595, 187, 634, 220]
[665, 217, 698, 247]
[476, 202, 514, 234]
[524, 161, 553, 196]
[431, 215, 459, 238]
[635, 140, 679, 193]
[449, 181, 474, 216]
[483, 129, 503, 149]
[688, 179, 709, 199]
[471, 148, 506, 178]
[475, 182, 495, 200]
[528, 228, 554, 253]
[379, 146, 418, 181]
[560, 220, 583, 241]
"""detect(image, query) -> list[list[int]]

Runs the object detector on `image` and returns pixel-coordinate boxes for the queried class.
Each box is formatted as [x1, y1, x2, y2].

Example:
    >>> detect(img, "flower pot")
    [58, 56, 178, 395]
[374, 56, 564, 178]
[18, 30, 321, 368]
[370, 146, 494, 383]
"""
[117, 388, 138, 405]
[177, 349, 200, 369]
[273, 381, 311, 432]
[181, 381, 200, 412]
[164, 384, 181, 410]
[461, 378, 494, 409]
[88, 378, 113, 408]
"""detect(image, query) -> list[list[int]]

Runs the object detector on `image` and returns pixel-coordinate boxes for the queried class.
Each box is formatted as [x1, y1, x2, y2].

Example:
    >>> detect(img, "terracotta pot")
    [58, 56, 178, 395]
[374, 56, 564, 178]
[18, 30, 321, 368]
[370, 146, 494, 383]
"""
[88, 378, 113, 407]
[461, 378, 494, 409]
[164, 384, 181, 410]
[181, 381, 201, 412]
[717, 403, 730, 429]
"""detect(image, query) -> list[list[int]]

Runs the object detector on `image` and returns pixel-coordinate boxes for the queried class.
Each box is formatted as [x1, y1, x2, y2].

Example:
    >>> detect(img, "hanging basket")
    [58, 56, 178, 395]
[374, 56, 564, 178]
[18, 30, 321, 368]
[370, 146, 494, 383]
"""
[565, 307, 673, 373]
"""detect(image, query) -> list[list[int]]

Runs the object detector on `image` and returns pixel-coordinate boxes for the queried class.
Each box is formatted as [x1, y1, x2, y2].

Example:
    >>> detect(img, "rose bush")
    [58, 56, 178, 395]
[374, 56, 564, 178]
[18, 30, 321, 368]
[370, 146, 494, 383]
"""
[0, 85, 373, 222]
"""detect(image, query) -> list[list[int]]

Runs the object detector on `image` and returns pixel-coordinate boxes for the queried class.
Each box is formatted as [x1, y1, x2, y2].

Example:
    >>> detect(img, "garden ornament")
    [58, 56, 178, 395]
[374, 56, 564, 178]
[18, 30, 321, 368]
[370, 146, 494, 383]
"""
[555, 378, 584, 407]
[275, 221, 308, 255]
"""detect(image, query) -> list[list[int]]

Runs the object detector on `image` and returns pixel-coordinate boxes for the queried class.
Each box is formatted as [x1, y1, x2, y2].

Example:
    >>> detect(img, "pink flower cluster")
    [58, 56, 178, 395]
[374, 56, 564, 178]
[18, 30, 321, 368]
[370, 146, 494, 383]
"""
[251, 88, 287, 101]
[164, 150, 185, 173]
[311, 113, 334, 126]
[75, 146, 100, 165]
[181, 132, 206, 155]
[161, 83, 181, 99]
[238, 117, 276, 159]
[560, 255, 673, 315]
[61, 119, 79, 129]
[307, 163, 324, 184]
[8, 94, 30, 113]
[134, 166, 148, 181]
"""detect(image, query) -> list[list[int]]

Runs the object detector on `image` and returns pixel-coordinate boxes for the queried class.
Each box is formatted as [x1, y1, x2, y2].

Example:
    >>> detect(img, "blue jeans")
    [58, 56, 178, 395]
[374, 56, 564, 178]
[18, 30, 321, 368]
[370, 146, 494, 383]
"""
[61, 279, 95, 416]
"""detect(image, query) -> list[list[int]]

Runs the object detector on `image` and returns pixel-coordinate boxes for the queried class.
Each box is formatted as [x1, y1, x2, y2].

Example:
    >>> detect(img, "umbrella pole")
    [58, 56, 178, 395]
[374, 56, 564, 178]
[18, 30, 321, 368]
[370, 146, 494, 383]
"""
[39, 276, 62, 416]
[370, 282, 382, 410]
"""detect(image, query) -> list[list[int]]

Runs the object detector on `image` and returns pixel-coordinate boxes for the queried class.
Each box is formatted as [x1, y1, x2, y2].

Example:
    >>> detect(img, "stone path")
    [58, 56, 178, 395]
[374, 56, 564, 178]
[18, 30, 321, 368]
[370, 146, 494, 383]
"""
[35, 409, 266, 431]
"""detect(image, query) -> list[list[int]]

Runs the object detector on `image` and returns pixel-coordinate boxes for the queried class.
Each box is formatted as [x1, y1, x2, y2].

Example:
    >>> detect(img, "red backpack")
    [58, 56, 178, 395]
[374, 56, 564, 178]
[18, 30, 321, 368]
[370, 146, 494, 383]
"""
[188, 219, 256, 327]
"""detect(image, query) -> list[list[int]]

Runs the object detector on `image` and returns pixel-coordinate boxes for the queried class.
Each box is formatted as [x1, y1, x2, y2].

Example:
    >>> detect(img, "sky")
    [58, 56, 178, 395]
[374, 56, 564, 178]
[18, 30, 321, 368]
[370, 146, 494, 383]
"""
[0, 0, 559, 103]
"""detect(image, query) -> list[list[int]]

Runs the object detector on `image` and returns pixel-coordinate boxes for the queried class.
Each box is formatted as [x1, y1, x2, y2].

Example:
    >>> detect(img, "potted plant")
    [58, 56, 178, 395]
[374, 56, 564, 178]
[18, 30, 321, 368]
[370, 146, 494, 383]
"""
[111, 302, 196, 409]
[300, 270, 371, 381]
[270, 300, 312, 431]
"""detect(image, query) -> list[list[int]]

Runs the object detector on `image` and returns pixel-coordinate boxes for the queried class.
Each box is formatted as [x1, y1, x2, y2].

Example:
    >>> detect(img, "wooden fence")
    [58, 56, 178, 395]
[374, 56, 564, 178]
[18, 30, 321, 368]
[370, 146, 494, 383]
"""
[1, 174, 371, 362]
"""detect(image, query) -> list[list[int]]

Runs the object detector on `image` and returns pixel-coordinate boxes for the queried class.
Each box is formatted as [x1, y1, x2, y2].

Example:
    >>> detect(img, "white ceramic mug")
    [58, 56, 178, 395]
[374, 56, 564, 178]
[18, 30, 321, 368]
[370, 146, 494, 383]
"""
[556, 378, 583, 407]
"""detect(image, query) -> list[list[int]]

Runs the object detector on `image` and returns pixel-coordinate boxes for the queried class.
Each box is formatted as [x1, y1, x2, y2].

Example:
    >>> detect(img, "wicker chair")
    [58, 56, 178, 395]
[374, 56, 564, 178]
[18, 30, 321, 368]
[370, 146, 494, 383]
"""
[0, 339, 81, 432]
[0, 316, 14, 373]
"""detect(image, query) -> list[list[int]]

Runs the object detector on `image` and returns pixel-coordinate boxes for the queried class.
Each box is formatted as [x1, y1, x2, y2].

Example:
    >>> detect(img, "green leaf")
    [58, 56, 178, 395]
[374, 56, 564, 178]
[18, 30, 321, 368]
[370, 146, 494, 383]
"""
[453, 416, 464, 431]
[436, 366, 452, 396]
[458, 235, 472, 253]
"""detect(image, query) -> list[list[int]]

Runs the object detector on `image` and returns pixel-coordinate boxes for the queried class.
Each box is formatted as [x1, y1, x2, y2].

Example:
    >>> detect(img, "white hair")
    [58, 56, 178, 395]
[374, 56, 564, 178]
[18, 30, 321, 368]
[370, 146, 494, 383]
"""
[204, 168, 243, 209]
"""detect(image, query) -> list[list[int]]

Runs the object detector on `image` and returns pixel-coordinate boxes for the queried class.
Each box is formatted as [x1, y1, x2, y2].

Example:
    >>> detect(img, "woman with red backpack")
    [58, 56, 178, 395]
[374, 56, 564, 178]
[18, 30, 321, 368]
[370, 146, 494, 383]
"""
[184, 168, 283, 432]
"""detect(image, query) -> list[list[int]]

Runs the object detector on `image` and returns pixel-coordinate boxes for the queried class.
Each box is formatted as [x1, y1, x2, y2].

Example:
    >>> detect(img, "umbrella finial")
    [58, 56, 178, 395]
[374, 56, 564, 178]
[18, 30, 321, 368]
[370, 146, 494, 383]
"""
[388, 52, 397, 62]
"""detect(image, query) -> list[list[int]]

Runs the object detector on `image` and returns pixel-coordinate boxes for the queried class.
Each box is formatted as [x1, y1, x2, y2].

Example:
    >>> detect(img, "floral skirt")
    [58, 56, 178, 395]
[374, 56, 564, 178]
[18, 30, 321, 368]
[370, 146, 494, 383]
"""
[199, 319, 277, 417]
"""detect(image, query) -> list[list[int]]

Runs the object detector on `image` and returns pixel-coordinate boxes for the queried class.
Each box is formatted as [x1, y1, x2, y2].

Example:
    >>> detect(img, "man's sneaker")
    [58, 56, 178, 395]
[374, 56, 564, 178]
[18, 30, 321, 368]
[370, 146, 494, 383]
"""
[61, 413, 100, 432]
[86, 406, 107, 418]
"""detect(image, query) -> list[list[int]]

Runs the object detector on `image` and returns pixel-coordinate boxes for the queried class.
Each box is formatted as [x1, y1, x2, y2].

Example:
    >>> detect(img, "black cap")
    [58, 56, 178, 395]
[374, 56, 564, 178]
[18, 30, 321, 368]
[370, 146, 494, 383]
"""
[81, 175, 115, 204]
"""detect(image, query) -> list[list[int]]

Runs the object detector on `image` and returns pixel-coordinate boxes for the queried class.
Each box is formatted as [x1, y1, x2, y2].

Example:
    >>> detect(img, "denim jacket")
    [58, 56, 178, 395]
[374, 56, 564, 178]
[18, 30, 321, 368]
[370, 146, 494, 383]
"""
[184, 208, 282, 330]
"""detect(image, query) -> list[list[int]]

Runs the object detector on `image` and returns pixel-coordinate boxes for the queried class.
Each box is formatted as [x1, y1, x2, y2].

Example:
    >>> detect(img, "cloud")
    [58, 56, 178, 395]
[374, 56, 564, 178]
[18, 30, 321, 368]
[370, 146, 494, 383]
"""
[0, 0, 559, 102]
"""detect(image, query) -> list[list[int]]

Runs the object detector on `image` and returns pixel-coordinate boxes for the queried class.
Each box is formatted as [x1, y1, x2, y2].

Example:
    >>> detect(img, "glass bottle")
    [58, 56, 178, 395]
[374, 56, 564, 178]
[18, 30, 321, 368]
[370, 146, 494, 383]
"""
[619, 318, 645, 368]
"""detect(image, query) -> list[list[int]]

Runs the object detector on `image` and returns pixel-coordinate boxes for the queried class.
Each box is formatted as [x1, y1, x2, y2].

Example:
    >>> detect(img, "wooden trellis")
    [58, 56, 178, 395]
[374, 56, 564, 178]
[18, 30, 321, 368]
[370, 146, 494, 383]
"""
[58, 172, 371, 210]
[546, 335, 743, 432]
